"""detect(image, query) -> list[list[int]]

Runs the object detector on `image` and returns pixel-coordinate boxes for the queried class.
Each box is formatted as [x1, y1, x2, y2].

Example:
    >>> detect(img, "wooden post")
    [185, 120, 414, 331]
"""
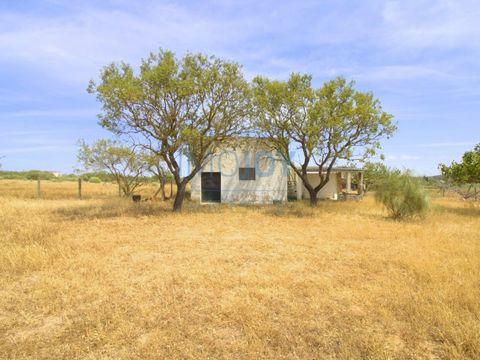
[296, 173, 303, 201]
[36, 177, 41, 198]
[78, 177, 82, 199]
[346, 172, 352, 193]
[336, 172, 343, 194]
[358, 172, 364, 195]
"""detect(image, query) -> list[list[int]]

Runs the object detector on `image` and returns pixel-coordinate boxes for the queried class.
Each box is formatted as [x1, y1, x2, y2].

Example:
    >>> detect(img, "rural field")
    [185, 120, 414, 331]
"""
[0, 180, 479, 359]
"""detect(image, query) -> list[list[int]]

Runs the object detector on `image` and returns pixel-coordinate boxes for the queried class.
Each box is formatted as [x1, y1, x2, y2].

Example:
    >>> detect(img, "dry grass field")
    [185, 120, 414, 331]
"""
[0, 180, 479, 359]
[0, 179, 175, 200]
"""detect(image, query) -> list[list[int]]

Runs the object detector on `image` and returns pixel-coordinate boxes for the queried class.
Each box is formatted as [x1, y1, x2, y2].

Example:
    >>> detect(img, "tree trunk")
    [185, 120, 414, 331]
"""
[173, 182, 187, 212]
[160, 183, 166, 200]
[308, 188, 319, 206]
[151, 179, 166, 200]
[296, 172, 320, 206]
[122, 179, 132, 197]
[160, 178, 166, 200]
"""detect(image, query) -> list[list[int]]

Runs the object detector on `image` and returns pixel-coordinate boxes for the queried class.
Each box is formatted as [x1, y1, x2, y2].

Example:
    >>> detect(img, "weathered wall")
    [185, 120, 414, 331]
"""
[191, 140, 288, 204]
[299, 173, 339, 200]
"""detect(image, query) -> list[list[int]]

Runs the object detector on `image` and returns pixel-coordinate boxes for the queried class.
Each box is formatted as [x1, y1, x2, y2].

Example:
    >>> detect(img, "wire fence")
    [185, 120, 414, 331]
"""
[0, 178, 178, 200]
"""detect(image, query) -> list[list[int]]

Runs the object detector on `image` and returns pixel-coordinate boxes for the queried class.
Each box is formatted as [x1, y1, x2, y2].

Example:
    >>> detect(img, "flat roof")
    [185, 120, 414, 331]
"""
[300, 166, 363, 173]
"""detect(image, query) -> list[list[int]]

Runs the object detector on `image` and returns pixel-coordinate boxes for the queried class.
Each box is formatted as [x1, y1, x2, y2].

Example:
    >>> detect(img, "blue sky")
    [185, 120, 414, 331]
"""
[0, 0, 479, 175]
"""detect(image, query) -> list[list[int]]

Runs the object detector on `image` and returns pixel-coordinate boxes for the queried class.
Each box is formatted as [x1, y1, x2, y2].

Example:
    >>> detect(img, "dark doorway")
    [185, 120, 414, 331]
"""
[201, 172, 221, 202]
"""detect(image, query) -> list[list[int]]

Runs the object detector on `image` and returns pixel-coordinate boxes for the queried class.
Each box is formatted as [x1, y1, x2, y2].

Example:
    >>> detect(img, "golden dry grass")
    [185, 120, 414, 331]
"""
[0, 180, 479, 359]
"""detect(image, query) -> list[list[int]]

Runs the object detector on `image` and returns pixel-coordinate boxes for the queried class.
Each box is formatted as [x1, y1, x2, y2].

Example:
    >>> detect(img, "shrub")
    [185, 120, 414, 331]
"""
[0, 170, 56, 180]
[375, 169, 429, 220]
[88, 176, 102, 183]
[59, 174, 79, 182]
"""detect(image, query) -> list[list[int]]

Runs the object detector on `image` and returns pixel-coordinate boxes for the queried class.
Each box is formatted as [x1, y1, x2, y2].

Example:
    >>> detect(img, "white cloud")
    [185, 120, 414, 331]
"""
[0, 3, 253, 83]
[386, 154, 421, 161]
[1, 0, 478, 86]
[382, 0, 480, 48]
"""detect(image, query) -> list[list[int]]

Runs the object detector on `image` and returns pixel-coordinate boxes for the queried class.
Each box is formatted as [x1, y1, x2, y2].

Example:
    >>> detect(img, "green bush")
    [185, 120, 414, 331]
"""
[88, 176, 102, 183]
[375, 169, 430, 220]
[59, 174, 78, 182]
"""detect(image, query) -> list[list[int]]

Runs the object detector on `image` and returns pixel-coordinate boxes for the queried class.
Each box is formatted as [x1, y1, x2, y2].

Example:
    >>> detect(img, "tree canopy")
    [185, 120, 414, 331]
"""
[439, 144, 480, 185]
[88, 50, 251, 211]
[439, 144, 480, 200]
[252, 74, 396, 205]
[78, 139, 147, 197]
[88, 49, 396, 208]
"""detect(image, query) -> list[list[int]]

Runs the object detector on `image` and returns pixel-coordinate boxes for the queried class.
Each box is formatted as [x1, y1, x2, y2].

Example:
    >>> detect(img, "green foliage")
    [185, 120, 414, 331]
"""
[375, 169, 430, 220]
[59, 174, 79, 182]
[363, 162, 389, 192]
[439, 144, 480, 185]
[252, 74, 396, 205]
[88, 49, 251, 211]
[81, 172, 116, 182]
[88, 176, 102, 183]
[0, 169, 163, 183]
[0, 170, 65, 181]
[77, 139, 147, 196]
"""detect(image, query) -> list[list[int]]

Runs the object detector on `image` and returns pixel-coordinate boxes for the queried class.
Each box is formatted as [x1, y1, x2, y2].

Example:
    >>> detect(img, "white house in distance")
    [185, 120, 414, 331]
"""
[190, 138, 364, 204]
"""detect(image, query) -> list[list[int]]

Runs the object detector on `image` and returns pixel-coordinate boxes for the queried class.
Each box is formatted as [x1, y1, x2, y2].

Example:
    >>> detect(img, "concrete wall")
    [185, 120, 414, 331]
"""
[191, 140, 288, 204]
[299, 173, 339, 200]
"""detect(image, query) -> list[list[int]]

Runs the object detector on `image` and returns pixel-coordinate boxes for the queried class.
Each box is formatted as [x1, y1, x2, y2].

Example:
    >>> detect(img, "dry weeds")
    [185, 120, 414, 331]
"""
[0, 181, 479, 359]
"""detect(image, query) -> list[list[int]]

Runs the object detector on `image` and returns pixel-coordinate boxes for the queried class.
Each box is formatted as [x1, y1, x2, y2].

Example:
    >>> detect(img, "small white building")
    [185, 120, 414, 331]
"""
[191, 138, 364, 204]
[191, 138, 288, 204]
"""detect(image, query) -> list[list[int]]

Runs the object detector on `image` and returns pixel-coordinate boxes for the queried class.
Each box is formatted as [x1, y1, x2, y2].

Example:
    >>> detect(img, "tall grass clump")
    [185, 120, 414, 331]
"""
[375, 169, 430, 220]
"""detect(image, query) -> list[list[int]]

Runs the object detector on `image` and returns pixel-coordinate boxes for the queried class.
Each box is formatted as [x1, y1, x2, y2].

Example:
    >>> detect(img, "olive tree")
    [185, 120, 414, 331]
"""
[88, 50, 250, 211]
[439, 143, 480, 200]
[252, 75, 396, 205]
[78, 139, 147, 197]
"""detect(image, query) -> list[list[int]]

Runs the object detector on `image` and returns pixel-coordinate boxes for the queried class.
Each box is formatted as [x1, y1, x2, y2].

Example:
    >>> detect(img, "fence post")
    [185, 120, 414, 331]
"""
[78, 177, 82, 199]
[36, 177, 41, 198]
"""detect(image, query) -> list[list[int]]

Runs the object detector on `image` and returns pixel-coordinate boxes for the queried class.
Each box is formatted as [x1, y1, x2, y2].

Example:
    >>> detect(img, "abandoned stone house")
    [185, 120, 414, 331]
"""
[190, 138, 364, 204]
